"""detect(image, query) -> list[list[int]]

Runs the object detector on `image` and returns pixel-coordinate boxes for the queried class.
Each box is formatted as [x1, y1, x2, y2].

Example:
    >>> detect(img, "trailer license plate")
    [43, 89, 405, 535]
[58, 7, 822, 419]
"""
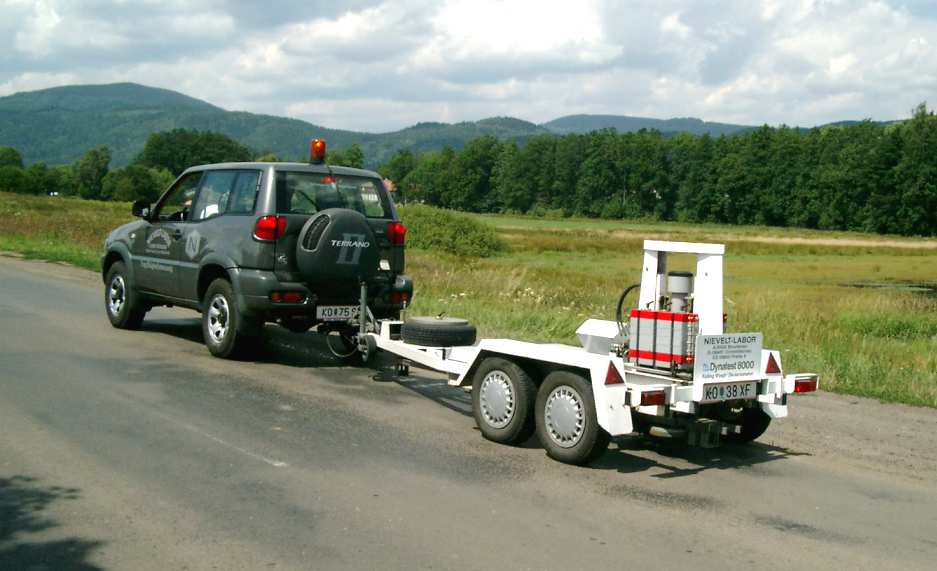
[702, 381, 757, 403]
[316, 305, 358, 321]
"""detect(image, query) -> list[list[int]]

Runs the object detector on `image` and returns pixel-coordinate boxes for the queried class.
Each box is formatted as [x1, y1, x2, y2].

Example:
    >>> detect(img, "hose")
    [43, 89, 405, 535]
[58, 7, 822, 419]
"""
[615, 284, 642, 335]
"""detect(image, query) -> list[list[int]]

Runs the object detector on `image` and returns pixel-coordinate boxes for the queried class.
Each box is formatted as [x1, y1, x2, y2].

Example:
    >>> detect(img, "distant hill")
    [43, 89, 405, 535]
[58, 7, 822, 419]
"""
[0, 82, 894, 169]
[0, 83, 548, 168]
[542, 114, 754, 137]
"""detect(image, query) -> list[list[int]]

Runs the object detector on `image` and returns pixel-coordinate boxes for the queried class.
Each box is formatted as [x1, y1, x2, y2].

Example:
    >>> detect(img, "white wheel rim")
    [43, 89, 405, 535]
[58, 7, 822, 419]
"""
[479, 370, 515, 429]
[207, 294, 230, 343]
[544, 385, 585, 448]
[108, 275, 125, 315]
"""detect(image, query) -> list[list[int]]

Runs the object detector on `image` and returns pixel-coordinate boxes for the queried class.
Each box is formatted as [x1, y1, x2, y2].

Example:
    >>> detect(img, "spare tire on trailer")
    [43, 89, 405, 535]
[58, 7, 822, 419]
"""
[401, 316, 477, 347]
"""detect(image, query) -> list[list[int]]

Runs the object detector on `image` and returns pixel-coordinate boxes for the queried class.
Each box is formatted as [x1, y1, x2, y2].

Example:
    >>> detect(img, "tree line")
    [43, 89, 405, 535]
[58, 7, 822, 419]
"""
[0, 127, 367, 203]
[380, 104, 937, 237]
[2, 105, 935, 236]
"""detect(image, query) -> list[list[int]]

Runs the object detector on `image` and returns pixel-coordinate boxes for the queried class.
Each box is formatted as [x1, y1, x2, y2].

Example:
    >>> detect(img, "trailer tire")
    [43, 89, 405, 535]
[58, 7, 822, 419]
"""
[724, 407, 772, 443]
[472, 357, 536, 445]
[401, 316, 476, 347]
[535, 371, 610, 465]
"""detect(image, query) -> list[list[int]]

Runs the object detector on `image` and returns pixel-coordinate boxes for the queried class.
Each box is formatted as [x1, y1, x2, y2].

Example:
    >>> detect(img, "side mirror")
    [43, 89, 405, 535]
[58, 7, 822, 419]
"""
[132, 200, 151, 219]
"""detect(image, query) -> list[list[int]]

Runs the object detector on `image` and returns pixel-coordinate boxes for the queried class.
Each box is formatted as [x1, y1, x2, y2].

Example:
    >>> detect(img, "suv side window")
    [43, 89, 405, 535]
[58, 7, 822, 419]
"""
[192, 170, 237, 221]
[226, 171, 261, 214]
[154, 172, 202, 222]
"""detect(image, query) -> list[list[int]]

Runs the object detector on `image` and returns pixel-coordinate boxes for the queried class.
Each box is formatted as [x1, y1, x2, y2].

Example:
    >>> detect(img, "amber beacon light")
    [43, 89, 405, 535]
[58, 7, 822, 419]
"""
[309, 139, 326, 164]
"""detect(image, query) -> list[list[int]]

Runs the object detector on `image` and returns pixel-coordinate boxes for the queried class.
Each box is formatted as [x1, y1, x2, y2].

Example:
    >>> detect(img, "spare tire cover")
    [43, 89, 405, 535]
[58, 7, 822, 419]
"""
[295, 208, 380, 283]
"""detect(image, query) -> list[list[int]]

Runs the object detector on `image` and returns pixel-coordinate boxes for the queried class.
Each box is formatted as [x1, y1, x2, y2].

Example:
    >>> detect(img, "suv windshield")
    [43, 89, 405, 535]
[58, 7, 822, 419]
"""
[276, 171, 389, 218]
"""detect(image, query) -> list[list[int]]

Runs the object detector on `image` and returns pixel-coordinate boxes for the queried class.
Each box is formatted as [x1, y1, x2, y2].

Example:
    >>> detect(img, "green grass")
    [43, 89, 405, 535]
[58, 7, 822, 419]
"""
[2, 192, 936, 407]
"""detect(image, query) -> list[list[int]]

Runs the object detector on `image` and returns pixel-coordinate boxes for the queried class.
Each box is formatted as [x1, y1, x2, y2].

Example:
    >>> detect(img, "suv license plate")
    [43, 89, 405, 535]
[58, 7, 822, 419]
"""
[701, 381, 758, 403]
[316, 305, 358, 321]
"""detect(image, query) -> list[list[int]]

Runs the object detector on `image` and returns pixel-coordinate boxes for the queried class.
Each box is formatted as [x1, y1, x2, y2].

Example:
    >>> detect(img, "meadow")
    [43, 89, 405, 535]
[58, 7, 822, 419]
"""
[2, 191, 935, 408]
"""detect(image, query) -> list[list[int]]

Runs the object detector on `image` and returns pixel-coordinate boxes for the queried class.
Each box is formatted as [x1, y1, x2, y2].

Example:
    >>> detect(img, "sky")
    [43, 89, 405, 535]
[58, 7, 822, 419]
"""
[1, 0, 935, 132]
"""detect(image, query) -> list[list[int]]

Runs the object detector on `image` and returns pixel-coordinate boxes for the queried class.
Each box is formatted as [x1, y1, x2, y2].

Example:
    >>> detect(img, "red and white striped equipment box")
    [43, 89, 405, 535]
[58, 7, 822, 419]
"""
[628, 309, 698, 371]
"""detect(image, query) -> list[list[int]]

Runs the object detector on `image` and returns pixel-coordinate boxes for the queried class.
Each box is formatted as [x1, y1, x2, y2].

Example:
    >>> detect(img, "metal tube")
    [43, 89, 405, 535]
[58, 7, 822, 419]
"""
[359, 281, 368, 339]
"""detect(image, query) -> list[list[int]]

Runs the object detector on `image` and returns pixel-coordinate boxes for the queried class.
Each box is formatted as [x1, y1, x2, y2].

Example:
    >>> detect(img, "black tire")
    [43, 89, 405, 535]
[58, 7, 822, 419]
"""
[401, 316, 476, 347]
[535, 371, 610, 465]
[723, 406, 772, 443]
[472, 357, 537, 445]
[104, 261, 146, 330]
[202, 278, 263, 359]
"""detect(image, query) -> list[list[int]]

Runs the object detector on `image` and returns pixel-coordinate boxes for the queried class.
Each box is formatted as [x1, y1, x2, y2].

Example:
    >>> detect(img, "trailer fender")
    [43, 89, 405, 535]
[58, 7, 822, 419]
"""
[588, 359, 634, 437]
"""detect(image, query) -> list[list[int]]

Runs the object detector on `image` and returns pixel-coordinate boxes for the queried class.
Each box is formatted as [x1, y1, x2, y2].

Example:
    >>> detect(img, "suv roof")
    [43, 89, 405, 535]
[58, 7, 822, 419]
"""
[182, 162, 382, 179]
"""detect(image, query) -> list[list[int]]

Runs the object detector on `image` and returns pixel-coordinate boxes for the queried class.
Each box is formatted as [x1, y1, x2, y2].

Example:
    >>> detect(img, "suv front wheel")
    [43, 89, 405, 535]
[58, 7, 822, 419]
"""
[105, 261, 146, 330]
[202, 278, 263, 359]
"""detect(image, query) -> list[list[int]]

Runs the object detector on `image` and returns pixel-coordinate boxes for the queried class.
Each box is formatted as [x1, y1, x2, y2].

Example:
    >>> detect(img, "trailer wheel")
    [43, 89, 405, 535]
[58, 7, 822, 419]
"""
[535, 371, 610, 465]
[472, 357, 536, 445]
[401, 316, 476, 347]
[723, 407, 772, 443]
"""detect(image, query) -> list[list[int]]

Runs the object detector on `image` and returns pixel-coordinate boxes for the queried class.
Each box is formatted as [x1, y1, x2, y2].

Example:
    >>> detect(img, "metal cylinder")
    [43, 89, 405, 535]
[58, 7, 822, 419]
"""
[667, 271, 693, 313]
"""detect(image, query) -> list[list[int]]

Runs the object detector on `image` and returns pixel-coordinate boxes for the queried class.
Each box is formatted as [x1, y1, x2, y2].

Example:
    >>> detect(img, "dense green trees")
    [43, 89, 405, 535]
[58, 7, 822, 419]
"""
[379, 105, 937, 236]
[0, 146, 24, 169]
[136, 129, 253, 175]
[102, 164, 174, 202]
[326, 143, 364, 169]
[76, 145, 112, 199]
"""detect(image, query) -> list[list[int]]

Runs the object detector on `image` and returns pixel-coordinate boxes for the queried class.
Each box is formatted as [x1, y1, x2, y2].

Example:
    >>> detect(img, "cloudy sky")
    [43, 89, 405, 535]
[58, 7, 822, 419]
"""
[1, 0, 935, 132]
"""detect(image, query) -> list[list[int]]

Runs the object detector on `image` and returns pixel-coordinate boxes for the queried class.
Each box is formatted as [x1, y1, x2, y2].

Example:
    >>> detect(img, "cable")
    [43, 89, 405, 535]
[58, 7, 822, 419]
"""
[615, 283, 641, 334]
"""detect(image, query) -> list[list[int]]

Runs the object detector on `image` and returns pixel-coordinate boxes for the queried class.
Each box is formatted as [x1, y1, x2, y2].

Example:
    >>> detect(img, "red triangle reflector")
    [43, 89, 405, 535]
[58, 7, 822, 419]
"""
[765, 353, 781, 375]
[605, 362, 624, 385]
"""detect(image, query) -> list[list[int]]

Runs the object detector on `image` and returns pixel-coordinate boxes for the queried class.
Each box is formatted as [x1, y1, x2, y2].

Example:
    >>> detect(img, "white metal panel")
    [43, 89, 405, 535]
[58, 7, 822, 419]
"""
[453, 339, 608, 385]
[638, 249, 662, 310]
[575, 319, 620, 354]
[643, 240, 726, 255]
[694, 253, 724, 334]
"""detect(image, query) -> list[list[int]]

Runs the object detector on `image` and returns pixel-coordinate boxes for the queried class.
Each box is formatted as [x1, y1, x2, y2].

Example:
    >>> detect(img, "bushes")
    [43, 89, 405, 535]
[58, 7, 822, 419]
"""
[399, 204, 505, 257]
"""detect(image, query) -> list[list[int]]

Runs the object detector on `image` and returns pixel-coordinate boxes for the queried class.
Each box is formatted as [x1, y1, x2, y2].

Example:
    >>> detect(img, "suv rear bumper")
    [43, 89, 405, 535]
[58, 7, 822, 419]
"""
[232, 268, 412, 318]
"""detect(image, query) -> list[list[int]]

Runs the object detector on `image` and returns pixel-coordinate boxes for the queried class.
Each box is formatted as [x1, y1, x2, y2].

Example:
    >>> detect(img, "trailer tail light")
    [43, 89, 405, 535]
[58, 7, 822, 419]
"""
[765, 353, 781, 375]
[254, 215, 287, 241]
[794, 375, 818, 393]
[641, 390, 666, 406]
[387, 221, 407, 245]
[389, 291, 410, 304]
[309, 139, 326, 164]
[270, 291, 306, 303]
[605, 362, 624, 385]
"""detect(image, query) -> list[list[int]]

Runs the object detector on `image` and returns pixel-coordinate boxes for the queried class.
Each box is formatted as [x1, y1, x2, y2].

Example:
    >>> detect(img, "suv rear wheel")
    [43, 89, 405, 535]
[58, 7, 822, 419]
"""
[105, 261, 146, 329]
[202, 278, 263, 359]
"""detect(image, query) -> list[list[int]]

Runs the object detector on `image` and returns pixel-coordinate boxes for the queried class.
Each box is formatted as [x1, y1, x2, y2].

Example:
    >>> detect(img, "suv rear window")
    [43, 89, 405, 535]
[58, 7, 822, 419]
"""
[275, 171, 389, 218]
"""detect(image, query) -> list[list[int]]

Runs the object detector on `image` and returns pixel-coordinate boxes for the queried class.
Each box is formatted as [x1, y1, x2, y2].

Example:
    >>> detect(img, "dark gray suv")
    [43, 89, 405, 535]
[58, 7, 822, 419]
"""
[102, 159, 412, 358]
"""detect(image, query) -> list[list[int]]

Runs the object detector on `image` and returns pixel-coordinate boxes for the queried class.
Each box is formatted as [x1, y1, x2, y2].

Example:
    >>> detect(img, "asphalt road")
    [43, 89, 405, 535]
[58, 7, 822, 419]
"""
[1, 255, 936, 570]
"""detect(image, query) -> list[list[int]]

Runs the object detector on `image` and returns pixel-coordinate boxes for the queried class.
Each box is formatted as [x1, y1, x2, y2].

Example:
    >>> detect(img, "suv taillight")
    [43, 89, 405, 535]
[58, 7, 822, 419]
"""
[387, 221, 407, 245]
[254, 216, 287, 241]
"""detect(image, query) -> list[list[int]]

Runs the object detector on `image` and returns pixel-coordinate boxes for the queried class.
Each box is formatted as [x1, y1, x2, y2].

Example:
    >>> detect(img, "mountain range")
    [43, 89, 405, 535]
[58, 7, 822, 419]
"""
[0, 82, 854, 169]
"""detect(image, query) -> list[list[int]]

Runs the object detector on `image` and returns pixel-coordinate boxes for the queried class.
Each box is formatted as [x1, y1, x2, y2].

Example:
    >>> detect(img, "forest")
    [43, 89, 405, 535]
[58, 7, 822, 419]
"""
[384, 104, 937, 237]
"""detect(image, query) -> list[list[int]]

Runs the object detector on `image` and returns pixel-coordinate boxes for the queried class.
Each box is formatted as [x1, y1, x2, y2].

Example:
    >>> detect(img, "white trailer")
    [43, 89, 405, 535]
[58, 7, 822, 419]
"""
[358, 240, 819, 465]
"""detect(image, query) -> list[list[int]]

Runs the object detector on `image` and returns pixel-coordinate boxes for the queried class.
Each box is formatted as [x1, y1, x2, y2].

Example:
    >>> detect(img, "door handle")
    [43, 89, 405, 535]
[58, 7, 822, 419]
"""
[172, 229, 183, 240]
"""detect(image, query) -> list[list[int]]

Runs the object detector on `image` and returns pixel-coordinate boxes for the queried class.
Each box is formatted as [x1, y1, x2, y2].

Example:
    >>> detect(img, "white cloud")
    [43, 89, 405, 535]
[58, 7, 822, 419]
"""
[1, 0, 936, 131]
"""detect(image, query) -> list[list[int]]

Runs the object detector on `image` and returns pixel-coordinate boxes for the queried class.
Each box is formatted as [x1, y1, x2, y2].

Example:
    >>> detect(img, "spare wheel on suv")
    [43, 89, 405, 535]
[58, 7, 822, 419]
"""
[295, 208, 380, 283]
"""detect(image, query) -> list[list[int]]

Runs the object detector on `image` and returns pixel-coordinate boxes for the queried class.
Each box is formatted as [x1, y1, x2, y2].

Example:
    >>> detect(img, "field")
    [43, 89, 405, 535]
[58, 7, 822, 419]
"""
[2, 191, 936, 408]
